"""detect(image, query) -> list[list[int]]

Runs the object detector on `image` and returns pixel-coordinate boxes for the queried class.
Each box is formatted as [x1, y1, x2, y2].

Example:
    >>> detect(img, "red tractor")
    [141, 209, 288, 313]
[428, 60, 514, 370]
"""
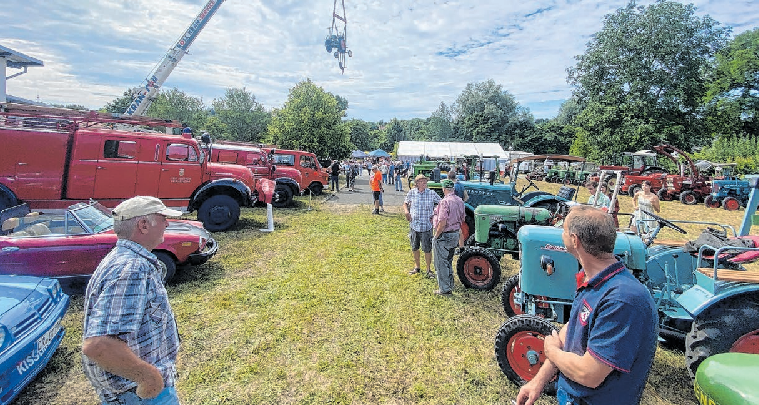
[593, 149, 667, 194]
[653, 144, 711, 205]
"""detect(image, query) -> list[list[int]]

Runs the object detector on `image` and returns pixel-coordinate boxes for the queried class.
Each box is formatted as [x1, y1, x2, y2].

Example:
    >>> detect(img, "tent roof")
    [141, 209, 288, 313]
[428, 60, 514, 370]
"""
[397, 141, 515, 159]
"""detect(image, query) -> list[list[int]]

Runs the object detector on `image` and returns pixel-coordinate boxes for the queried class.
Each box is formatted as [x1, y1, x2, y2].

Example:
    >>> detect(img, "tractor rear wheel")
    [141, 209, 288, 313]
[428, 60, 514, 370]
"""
[501, 274, 524, 317]
[495, 315, 559, 394]
[685, 293, 759, 379]
[459, 214, 475, 245]
[657, 188, 672, 201]
[704, 195, 721, 209]
[628, 184, 641, 197]
[679, 190, 698, 205]
[722, 197, 741, 211]
[456, 247, 501, 290]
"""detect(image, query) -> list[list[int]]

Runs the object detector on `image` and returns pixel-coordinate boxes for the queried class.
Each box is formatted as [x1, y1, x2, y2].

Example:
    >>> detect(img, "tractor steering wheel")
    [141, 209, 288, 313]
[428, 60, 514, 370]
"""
[641, 209, 686, 234]
[520, 178, 538, 196]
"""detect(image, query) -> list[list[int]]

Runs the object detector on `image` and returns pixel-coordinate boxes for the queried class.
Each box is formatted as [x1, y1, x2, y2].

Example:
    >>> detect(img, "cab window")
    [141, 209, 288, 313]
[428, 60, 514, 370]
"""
[217, 150, 238, 164]
[166, 144, 199, 162]
[103, 140, 137, 159]
[300, 155, 315, 169]
[273, 154, 295, 166]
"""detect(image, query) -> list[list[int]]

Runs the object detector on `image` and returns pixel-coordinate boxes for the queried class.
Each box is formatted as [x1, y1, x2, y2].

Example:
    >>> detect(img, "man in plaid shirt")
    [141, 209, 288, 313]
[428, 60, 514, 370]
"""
[82, 196, 183, 404]
[404, 174, 441, 278]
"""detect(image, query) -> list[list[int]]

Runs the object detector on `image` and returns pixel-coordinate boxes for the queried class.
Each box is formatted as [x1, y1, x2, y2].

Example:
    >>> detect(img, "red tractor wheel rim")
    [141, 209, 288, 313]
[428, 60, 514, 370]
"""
[683, 194, 696, 204]
[731, 330, 759, 354]
[725, 199, 740, 211]
[464, 255, 493, 286]
[706, 198, 720, 208]
[507, 331, 547, 381]
[509, 284, 524, 315]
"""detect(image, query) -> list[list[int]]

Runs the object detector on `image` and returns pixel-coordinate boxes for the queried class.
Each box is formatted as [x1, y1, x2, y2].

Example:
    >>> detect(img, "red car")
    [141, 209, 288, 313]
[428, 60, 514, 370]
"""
[0, 201, 217, 290]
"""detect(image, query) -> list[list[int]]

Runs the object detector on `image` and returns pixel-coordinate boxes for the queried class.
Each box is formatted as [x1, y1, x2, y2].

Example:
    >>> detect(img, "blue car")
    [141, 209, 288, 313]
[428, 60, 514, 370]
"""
[0, 275, 69, 405]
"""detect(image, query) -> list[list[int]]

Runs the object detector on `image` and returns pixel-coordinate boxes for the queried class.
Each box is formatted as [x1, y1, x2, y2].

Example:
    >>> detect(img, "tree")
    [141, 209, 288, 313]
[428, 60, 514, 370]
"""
[212, 87, 270, 142]
[146, 88, 208, 130]
[451, 80, 533, 147]
[704, 28, 759, 139]
[267, 80, 350, 159]
[347, 119, 373, 151]
[515, 120, 574, 155]
[403, 118, 428, 141]
[567, 0, 729, 160]
[428, 102, 454, 141]
[102, 91, 134, 114]
[382, 119, 406, 151]
[331, 93, 349, 117]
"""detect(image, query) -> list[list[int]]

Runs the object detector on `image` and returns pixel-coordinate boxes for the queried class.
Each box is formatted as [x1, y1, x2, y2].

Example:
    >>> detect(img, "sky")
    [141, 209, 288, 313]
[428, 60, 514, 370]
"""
[2, 0, 758, 122]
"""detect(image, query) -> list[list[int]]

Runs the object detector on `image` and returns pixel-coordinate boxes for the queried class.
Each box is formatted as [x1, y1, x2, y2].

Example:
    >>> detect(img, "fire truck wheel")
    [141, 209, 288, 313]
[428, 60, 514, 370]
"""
[685, 293, 759, 379]
[501, 274, 524, 317]
[704, 195, 721, 209]
[308, 183, 324, 196]
[722, 197, 741, 211]
[198, 195, 241, 232]
[495, 315, 559, 394]
[456, 247, 501, 290]
[628, 184, 641, 197]
[679, 190, 698, 205]
[272, 185, 293, 208]
[154, 251, 177, 283]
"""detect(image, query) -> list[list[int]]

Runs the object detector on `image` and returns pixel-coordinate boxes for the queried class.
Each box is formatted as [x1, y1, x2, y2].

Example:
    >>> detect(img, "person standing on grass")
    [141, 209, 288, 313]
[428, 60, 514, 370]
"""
[516, 206, 658, 405]
[82, 196, 183, 405]
[404, 174, 441, 279]
[330, 160, 341, 192]
[389, 161, 395, 186]
[371, 166, 383, 214]
[631, 180, 660, 240]
[432, 179, 465, 295]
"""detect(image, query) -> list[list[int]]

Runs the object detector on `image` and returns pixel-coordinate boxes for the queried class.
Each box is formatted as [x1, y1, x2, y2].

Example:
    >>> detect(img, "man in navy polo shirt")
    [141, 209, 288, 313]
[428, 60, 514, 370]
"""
[516, 205, 658, 405]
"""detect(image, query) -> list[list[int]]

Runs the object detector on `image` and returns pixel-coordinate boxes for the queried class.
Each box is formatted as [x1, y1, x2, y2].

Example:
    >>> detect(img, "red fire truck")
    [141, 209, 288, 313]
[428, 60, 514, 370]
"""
[0, 103, 257, 232]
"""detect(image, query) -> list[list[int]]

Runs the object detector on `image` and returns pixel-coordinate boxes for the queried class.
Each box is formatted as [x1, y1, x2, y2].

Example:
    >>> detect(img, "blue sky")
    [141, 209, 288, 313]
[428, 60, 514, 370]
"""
[2, 0, 758, 122]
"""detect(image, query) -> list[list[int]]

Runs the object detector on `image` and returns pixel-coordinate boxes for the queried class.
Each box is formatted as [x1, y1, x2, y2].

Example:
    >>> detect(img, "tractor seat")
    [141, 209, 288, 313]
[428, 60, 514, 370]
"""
[697, 267, 759, 284]
[557, 186, 576, 200]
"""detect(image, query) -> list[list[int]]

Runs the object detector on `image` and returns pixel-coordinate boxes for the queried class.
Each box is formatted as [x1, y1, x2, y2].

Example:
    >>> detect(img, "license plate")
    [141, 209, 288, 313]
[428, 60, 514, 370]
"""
[37, 320, 61, 353]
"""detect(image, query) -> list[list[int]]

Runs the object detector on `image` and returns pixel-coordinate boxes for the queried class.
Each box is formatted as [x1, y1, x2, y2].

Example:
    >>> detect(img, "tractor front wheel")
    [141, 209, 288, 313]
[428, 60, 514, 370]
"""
[685, 293, 759, 379]
[495, 315, 559, 394]
[704, 195, 721, 209]
[657, 188, 672, 201]
[628, 184, 641, 198]
[722, 197, 741, 211]
[501, 274, 524, 317]
[679, 190, 698, 205]
[456, 247, 501, 290]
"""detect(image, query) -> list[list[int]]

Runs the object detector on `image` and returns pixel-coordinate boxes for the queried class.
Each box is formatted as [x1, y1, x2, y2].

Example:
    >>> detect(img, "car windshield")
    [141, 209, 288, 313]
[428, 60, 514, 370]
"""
[67, 201, 114, 233]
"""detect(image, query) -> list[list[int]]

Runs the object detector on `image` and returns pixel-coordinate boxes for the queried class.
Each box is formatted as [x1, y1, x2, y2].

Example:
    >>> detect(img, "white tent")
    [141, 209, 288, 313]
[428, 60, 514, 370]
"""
[396, 141, 530, 161]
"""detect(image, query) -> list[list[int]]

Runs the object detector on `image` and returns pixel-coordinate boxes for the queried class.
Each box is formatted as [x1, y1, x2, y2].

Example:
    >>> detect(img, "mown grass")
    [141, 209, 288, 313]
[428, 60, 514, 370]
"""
[13, 180, 753, 405]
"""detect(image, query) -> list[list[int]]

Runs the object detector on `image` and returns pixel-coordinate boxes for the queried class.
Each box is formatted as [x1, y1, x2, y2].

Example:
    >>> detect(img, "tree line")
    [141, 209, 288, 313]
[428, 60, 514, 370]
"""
[98, 1, 758, 172]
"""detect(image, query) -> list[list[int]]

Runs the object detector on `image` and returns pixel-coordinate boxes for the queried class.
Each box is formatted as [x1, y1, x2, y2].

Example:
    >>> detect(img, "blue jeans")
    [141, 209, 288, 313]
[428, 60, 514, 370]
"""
[330, 175, 339, 191]
[100, 386, 179, 405]
[395, 174, 403, 191]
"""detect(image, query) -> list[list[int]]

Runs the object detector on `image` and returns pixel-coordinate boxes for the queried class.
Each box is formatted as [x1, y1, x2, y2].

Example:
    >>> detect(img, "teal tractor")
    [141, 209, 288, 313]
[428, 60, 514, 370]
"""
[704, 163, 756, 211]
[494, 177, 759, 394]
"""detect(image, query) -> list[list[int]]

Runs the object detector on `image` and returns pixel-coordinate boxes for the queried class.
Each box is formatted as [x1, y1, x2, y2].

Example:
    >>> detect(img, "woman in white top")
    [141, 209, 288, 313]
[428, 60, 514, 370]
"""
[631, 180, 661, 237]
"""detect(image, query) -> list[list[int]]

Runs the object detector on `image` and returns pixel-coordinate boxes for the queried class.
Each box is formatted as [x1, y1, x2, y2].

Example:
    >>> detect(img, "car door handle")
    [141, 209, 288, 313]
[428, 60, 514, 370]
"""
[2, 247, 20, 252]
[162, 168, 170, 172]
[97, 166, 106, 169]
[17, 162, 27, 166]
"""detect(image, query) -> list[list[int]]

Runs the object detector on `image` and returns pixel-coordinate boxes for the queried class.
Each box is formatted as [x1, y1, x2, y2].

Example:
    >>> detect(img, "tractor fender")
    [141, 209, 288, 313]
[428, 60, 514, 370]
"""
[275, 177, 300, 195]
[523, 194, 566, 207]
[190, 179, 253, 211]
[677, 285, 759, 318]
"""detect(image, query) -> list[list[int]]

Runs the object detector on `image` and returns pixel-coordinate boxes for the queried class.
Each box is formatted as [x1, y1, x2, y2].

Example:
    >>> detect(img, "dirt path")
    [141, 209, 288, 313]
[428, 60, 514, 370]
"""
[323, 173, 409, 213]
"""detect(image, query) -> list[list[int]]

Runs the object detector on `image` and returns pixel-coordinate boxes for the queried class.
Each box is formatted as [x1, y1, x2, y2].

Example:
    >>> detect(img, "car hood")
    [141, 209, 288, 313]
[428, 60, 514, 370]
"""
[166, 220, 209, 238]
[0, 274, 48, 315]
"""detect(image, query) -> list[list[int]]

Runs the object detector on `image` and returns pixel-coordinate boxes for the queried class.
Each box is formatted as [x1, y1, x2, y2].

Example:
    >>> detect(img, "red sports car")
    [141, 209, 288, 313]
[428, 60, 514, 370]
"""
[0, 201, 217, 289]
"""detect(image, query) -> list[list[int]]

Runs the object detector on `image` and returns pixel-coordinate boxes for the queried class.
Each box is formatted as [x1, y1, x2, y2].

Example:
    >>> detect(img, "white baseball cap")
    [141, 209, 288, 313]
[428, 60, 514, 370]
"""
[112, 196, 182, 221]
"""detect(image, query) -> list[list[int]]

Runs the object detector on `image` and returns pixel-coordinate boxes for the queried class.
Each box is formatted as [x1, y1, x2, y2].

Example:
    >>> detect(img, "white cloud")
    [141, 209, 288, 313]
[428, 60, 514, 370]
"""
[3, 0, 757, 121]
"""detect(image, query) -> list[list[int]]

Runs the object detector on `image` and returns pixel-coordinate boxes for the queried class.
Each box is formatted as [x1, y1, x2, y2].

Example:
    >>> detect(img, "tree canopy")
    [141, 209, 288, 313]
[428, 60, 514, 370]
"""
[568, 0, 730, 160]
[212, 87, 271, 143]
[267, 80, 351, 160]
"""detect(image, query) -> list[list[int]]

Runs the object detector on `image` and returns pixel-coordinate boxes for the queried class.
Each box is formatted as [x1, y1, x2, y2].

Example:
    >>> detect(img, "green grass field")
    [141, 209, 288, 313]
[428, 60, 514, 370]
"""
[14, 180, 752, 404]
